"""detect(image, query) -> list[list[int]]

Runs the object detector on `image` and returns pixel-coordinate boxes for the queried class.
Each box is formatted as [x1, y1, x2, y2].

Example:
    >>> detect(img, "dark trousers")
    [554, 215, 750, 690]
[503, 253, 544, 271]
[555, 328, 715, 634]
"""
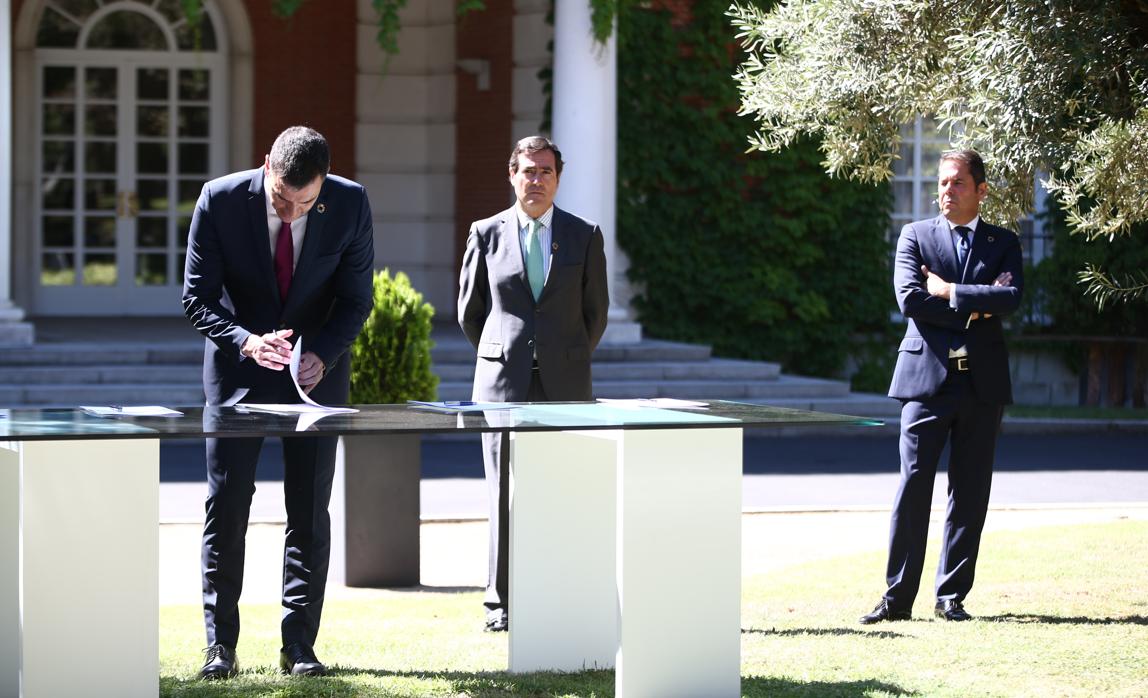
[883, 371, 1003, 608]
[480, 369, 547, 614]
[202, 434, 337, 648]
[201, 359, 348, 650]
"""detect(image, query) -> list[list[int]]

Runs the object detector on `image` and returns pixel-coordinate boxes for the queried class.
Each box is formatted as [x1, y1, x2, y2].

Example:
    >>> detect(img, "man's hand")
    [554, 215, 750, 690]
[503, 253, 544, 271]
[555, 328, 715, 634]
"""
[241, 328, 293, 370]
[968, 272, 1013, 321]
[921, 265, 952, 300]
[297, 351, 326, 394]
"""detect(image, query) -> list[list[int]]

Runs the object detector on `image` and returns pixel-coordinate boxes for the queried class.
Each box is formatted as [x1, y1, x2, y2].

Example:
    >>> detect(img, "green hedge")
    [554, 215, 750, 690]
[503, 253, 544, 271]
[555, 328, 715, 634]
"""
[350, 269, 438, 404]
[617, 0, 893, 377]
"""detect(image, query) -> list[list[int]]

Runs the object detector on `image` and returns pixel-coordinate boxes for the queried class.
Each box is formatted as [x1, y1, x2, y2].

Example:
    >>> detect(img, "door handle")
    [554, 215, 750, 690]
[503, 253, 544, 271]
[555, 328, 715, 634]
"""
[118, 191, 140, 217]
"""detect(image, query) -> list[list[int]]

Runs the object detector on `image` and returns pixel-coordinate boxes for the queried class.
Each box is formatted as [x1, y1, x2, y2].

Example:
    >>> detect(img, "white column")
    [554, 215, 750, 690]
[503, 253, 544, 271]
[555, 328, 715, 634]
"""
[551, 0, 641, 343]
[0, 0, 34, 345]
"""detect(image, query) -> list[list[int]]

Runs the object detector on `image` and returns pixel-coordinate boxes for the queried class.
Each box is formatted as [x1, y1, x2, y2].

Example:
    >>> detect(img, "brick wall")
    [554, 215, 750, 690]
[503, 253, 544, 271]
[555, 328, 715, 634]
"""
[454, 0, 515, 263]
[246, 0, 357, 175]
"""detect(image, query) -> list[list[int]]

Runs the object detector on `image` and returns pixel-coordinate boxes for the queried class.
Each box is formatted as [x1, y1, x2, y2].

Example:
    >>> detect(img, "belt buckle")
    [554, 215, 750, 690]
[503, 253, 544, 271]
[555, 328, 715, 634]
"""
[956, 357, 968, 372]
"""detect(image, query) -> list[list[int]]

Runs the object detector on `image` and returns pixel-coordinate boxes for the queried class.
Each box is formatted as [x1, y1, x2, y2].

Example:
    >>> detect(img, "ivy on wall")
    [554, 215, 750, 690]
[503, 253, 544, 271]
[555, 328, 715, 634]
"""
[184, 0, 615, 63]
[616, 0, 893, 377]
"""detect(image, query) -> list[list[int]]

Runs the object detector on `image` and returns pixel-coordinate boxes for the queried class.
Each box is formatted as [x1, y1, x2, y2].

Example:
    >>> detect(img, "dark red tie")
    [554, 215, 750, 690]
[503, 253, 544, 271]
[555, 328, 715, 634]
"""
[274, 220, 293, 300]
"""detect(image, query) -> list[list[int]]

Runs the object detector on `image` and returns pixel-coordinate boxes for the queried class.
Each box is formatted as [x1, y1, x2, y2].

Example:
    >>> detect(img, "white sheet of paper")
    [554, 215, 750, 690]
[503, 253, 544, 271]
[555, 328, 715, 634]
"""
[237, 338, 358, 417]
[80, 405, 184, 417]
[407, 400, 518, 413]
[290, 340, 325, 407]
[596, 398, 709, 410]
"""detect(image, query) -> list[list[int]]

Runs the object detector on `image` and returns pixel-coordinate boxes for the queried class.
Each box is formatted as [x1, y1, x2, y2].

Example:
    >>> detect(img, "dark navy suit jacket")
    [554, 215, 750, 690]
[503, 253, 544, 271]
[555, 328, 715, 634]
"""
[182, 167, 374, 406]
[888, 215, 1024, 404]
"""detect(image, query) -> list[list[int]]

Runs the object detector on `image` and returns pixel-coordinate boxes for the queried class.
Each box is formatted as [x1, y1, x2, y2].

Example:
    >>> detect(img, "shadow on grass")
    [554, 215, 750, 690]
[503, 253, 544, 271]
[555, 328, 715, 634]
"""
[985, 613, 1148, 626]
[743, 629, 904, 638]
[743, 675, 918, 696]
[743, 626, 905, 639]
[163, 668, 917, 697]
[374, 584, 485, 594]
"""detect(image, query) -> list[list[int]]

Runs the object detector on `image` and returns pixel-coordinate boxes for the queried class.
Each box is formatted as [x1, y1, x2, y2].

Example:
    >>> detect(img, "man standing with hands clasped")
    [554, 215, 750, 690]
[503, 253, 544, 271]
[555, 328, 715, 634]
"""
[861, 149, 1023, 625]
[457, 136, 609, 632]
[183, 126, 374, 678]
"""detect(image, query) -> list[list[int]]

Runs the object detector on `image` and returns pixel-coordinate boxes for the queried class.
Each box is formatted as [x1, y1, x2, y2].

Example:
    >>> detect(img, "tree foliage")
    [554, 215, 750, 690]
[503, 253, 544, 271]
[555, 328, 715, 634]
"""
[618, 0, 892, 376]
[729, 0, 1148, 304]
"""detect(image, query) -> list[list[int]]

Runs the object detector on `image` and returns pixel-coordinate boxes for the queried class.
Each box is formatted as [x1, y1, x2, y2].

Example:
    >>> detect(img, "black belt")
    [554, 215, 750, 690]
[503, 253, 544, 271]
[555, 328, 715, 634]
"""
[949, 356, 969, 372]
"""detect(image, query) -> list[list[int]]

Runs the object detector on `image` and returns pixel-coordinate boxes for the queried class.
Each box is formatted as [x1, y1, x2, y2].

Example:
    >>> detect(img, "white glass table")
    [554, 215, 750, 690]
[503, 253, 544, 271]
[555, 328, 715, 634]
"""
[0, 401, 878, 697]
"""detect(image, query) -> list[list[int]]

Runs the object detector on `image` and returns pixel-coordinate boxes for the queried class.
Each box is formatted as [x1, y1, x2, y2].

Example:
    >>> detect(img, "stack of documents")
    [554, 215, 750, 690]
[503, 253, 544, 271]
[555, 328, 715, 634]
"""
[80, 405, 183, 417]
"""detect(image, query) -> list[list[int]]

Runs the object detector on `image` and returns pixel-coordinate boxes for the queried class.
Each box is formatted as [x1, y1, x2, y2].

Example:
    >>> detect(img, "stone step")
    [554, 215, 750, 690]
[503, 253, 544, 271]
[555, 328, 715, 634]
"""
[0, 364, 202, 385]
[1, 383, 206, 407]
[426, 339, 715, 364]
[0, 358, 781, 387]
[432, 358, 781, 383]
[0, 344, 203, 366]
[1, 339, 714, 367]
[436, 375, 850, 401]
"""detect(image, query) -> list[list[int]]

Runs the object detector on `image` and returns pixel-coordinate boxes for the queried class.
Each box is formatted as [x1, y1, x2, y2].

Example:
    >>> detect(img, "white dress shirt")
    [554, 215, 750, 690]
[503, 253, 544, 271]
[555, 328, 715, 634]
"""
[265, 183, 308, 271]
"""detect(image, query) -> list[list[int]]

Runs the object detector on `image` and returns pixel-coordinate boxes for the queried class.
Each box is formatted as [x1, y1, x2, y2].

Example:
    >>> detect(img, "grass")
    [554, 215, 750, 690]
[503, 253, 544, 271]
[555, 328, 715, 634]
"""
[161, 519, 1148, 697]
[1006, 404, 1148, 420]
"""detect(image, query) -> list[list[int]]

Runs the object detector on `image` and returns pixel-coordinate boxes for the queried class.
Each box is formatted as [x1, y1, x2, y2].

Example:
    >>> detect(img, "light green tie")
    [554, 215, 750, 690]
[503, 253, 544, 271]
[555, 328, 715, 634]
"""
[525, 219, 545, 300]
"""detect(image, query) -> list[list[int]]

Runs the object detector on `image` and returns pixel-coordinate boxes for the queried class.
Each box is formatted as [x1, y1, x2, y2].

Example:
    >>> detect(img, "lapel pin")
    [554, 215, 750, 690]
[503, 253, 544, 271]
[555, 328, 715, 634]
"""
[317, 203, 326, 214]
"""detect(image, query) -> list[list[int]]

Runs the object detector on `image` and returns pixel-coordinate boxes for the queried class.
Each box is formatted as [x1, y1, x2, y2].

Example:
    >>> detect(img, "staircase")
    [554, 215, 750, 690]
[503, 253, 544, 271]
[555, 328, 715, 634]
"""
[0, 319, 899, 422]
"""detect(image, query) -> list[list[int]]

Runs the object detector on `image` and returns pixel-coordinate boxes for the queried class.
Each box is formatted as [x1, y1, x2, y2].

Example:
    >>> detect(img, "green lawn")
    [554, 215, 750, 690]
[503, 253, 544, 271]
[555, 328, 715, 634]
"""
[161, 520, 1148, 697]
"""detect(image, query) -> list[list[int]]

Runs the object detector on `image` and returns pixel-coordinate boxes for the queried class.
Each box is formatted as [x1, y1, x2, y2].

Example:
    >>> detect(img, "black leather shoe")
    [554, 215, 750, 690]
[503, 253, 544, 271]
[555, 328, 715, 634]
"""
[935, 599, 973, 621]
[859, 599, 912, 625]
[279, 642, 328, 676]
[198, 644, 238, 680]
[484, 609, 508, 633]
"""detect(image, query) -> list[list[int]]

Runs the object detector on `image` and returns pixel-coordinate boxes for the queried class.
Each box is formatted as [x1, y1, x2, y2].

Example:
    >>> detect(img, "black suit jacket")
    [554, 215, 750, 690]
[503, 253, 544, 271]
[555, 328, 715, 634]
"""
[457, 205, 609, 401]
[888, 215, 1023, 404]
[182, 167, 374, 406]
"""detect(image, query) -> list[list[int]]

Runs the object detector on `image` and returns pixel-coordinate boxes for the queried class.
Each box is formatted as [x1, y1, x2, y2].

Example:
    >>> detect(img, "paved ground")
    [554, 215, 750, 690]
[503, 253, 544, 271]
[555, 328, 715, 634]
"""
[158, 431, 1148, 606]
[159, 432, 1148, 521]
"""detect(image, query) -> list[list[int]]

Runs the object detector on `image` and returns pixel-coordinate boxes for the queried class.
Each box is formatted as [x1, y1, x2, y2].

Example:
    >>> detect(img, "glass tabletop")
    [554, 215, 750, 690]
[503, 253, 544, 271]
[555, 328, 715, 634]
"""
[0, 401, 882, 441]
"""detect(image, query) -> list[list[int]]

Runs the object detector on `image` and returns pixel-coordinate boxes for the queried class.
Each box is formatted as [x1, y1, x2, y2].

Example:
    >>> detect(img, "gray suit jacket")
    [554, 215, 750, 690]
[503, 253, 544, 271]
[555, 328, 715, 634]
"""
[458, 205, 609, 401]
[888, 215, 1024, 404]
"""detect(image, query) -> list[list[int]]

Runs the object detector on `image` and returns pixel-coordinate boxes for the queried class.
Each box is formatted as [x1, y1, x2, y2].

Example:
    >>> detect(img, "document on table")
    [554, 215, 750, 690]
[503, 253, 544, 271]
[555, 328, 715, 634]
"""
[80, 405, 184, 417]
[237, 339, 358, 420]
[408, 400, 518, 413]
[597, 398, 710, 410]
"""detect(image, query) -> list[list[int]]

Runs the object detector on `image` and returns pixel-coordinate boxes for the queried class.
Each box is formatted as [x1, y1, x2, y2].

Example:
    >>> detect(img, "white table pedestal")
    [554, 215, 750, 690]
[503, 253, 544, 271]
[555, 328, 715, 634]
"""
[1, 439, 158, 698]
[509, 428, 742, 698]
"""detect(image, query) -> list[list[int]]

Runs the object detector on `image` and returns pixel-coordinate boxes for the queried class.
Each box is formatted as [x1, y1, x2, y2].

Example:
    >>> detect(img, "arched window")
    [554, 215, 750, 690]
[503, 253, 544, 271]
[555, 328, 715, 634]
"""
[32, 0, 226, 314]
[36, 0, 217, 51]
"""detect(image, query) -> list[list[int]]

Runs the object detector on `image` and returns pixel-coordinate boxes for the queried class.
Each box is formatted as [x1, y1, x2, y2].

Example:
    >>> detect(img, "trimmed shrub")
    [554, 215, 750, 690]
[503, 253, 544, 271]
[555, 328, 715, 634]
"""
[350, 269, 438, 404]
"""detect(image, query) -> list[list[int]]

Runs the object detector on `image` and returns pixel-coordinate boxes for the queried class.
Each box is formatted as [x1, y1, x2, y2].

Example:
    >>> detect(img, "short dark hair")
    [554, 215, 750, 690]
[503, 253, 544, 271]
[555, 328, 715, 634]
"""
[940, 149, 986, 186]
[268, 126, 330, 188]
[508, 136, 564, 176]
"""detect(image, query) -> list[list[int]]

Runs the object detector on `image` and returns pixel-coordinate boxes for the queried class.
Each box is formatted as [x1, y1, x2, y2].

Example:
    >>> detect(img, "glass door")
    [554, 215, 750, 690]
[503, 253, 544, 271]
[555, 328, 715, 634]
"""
[31, 2, 226, 315]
